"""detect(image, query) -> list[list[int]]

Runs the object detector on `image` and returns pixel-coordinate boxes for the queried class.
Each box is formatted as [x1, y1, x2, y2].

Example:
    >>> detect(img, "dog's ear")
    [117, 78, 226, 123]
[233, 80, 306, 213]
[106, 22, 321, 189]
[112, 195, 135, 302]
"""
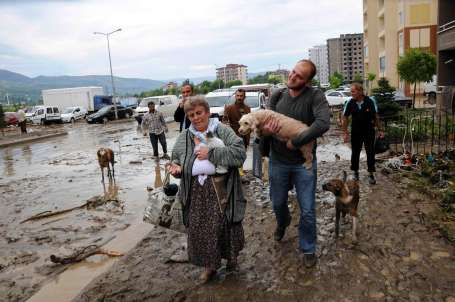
[342, 171, 347, 182]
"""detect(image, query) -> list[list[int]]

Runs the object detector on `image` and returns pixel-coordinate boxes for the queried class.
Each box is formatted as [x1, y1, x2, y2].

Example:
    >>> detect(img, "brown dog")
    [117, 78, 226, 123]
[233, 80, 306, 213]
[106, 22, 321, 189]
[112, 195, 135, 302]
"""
[238, 109, 314, 169]
[97, 148, 115, 183]
[322, 171, 360, 242]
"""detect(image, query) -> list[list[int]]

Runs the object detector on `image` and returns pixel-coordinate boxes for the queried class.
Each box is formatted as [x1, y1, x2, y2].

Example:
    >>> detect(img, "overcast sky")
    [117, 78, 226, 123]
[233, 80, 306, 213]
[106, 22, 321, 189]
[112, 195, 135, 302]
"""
[0, 0, 362, 80]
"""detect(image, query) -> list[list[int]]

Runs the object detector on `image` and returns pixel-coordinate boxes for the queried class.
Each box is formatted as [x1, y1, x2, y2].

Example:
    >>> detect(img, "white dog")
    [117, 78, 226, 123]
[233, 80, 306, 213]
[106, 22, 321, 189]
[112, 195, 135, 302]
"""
[238, 109, 314, 169]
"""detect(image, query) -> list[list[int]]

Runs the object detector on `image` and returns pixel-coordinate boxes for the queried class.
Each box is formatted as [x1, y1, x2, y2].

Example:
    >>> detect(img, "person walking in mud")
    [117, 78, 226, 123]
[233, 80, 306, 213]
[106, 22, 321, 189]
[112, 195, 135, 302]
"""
[168, 96, 246, 283]
[141, 101, 169, 160]
[223, 88, 251, 149]
[174, 83, 193, 132]
[262, 59, 330, 268]
[342, 82, 384, 185]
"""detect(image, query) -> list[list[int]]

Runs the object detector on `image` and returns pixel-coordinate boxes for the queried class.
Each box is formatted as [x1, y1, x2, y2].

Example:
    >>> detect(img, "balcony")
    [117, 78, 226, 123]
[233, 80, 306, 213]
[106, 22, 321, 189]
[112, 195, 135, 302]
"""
[438, 20, 455, 51]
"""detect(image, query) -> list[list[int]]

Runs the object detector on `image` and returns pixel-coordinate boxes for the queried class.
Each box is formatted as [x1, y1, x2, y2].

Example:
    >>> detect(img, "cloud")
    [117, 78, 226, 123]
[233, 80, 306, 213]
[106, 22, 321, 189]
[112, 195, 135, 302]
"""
[0, 0, 362, 79]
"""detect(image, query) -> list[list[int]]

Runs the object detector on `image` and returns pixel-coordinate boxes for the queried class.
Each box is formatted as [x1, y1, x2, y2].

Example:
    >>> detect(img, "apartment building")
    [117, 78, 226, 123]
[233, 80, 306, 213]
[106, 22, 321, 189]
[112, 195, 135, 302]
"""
[216, 64, 248, 85]
[327, 34, 364, 83]
[309, 45, 329, 85]
[363, 0, 438, 95]
[437, 0, 455, 112]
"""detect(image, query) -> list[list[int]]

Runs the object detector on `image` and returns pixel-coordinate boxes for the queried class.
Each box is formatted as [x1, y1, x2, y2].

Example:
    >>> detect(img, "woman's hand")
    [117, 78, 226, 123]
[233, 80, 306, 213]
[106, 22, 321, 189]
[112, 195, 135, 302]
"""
[194, 137, 209, 160]
[168, 163, 182, 177]
[196, 145, 209, 160]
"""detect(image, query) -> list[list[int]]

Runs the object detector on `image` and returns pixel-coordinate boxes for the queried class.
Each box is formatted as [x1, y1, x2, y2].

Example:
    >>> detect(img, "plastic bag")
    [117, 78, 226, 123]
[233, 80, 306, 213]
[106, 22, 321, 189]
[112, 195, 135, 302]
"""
[143, 170, 185, 233]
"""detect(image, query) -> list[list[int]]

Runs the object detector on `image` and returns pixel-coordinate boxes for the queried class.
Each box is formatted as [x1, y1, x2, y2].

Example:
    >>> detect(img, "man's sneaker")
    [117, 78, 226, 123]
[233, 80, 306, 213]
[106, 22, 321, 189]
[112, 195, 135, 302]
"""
[353, 171, 359, 181]
[274, 216, 291, 242]
[303, 253, 317, 268]
[161, 154, 170, 160]
[368, 174, 376, 185]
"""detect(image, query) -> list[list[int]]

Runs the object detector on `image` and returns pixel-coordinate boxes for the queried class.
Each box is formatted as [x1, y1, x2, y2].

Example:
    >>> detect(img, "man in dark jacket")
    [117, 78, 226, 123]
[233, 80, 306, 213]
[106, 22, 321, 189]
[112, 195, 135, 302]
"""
[263, 60, 330, 268]
[342, 83, 384, 184]
[174, 84, 193, 132]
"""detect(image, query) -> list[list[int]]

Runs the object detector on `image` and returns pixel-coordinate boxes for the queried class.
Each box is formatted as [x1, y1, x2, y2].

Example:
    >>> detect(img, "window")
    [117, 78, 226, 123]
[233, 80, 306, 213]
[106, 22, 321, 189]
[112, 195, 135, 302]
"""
[47, 108, 52, 114]
[379, 56, 386, 71]
[399, 32, 404, 55]
[53, 107, 59, 113]
[399, 11, 403, 26]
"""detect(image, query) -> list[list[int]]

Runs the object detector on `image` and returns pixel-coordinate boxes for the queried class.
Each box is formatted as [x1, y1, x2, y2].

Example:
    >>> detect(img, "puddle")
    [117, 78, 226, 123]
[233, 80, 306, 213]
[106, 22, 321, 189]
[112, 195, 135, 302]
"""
[27, 219, 155, 302]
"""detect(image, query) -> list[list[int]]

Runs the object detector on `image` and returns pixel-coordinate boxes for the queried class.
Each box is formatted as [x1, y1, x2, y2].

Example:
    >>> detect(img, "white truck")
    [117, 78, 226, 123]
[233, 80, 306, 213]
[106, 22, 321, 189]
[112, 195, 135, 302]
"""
[42, 86, 105, 112]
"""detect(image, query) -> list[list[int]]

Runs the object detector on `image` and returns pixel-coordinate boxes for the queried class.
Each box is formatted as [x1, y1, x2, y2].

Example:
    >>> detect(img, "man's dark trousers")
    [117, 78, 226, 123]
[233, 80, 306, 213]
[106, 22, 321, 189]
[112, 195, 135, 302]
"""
[351, 130, 375, 173]
[149, 132, 167, 156]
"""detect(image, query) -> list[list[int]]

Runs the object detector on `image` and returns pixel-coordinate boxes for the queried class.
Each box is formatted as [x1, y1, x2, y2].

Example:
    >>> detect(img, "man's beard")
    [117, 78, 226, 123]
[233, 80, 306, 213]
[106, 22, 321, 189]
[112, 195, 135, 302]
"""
[287, 81, 307, 90]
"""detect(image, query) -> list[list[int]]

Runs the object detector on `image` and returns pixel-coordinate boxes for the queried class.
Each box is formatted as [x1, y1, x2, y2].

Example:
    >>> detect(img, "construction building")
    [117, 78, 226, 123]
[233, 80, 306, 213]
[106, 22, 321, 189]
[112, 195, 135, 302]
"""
[309, 45, 329, 85]
[327, 33, 364, 83]
[216, 64, 248, 85]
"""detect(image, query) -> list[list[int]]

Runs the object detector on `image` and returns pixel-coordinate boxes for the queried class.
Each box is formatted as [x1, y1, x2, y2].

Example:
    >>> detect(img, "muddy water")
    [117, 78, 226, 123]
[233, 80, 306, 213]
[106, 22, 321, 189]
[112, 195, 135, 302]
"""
[0, 121, 179, 301]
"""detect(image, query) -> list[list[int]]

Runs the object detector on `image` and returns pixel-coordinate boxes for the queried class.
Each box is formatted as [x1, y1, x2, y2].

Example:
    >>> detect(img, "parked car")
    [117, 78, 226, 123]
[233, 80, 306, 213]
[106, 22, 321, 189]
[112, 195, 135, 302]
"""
[205, 89, 235, 120]
[423, 75, 437, 103]
[134, 95, 178, 124]
[30, 106, 62, 125]
[392, 91, 412, 108]
[325, 90, 352, 107]
[86, 105, 133, 124]
[25, 107, 36, 122]
[61, 106, 88, 123]
[4, 112, 18, 126]
[228, 91, 266, 113]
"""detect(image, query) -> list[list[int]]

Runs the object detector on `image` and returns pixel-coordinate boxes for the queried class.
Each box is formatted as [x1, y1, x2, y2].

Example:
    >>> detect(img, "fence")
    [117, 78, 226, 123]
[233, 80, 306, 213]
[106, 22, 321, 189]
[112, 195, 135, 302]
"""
[383, 108, 455, 155]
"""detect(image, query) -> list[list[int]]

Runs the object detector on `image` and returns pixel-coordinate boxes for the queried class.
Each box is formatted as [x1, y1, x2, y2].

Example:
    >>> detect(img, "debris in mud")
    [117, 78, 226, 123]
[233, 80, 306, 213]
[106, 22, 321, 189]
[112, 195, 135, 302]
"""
[50, 245, 123, 265]
[20, 195, 124, 224]
[129, 160, 142, 165]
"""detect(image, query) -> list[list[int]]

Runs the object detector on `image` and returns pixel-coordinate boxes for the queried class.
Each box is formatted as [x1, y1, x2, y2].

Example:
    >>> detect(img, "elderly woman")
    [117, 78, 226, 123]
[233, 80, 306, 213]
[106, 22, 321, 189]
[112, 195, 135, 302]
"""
[168, 96, 247, 282]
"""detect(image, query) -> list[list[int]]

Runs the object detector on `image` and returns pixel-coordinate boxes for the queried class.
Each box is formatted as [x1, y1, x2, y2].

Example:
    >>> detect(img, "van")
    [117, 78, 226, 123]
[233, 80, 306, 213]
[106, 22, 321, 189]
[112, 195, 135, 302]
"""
[227, 91, 266, 112]
[134, 95, 179, 124]
[30, 106, 62, 125]
[205, 89, 236, 120]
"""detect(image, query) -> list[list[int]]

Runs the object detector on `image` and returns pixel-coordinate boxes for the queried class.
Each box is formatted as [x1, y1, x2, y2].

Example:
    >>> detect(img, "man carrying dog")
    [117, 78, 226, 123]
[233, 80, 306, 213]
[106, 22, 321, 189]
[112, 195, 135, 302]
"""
[174, 83, 193, 132]
[223, 88, 251, 149]
[142, 101, 169, 160]
[342, 83, 384, 185]
[263, 59, 330, 268]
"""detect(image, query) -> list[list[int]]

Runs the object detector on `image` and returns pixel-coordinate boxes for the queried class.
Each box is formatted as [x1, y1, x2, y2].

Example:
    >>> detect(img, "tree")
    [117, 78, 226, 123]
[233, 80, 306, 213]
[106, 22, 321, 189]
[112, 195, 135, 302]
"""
[366, 73, 376, 95]
[397, 48, 436, 109]
[0, 104, 5, 136]
[198, 80, 212, 94]
[371, 77, 401, 117]
[226, 80, 243, 88]
[311, 78, 320, 87]
[329, 72, 343, 89]
[248, 74, 268, 84]
[353, 73, 363, 83]
[210, 79, 225, 91]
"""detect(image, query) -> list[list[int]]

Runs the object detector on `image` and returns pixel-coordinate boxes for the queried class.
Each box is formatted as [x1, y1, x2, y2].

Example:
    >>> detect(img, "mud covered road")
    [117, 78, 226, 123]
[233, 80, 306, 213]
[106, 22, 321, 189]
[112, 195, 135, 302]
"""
[73, 134, 455, 301]
[1, 121, 454, 301]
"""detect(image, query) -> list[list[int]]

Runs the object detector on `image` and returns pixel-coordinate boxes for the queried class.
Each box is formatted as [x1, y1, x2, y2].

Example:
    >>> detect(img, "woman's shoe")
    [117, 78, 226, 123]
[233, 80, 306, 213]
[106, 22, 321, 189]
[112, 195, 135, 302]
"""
[199, 269, 216, 283]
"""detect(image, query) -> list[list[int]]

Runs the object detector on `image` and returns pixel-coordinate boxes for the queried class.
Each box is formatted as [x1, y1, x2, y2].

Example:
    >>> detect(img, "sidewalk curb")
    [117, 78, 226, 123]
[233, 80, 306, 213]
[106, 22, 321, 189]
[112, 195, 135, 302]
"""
[0, 131, 68, 148]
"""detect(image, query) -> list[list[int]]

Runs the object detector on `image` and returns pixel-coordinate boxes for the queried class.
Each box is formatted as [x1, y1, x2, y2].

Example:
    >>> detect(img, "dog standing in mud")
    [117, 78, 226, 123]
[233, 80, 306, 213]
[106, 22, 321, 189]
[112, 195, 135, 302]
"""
[97, 148, 115, 183]
[238, 109, 314, 169]
[322, 171, 360, 242]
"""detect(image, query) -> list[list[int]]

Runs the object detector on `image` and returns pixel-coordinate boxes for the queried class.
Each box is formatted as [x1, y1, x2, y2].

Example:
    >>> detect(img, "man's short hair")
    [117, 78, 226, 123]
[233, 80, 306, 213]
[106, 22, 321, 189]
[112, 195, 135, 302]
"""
[148, 101, 155, 106]
[181, 82, 194, 93]
[184, 95, 210, 113]
[236, 88, 246, 95]
[298, 59, 317, 81]
[351, 82, 364, 93]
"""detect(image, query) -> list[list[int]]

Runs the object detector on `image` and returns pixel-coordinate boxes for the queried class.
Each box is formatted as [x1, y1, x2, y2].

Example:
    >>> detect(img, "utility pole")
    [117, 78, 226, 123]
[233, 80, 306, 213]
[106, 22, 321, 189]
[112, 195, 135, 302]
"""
[94, 28, 122, 119]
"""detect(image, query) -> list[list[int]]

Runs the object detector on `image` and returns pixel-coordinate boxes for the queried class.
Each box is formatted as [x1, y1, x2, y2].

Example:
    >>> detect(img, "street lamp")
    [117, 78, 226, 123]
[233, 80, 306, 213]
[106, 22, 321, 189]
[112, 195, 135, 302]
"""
[94, 28, 122, 119]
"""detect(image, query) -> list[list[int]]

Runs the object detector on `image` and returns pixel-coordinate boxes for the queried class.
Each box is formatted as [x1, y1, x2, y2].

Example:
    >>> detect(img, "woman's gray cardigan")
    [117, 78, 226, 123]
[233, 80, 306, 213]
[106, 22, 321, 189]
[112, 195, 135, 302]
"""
[171, 124, 247, 226]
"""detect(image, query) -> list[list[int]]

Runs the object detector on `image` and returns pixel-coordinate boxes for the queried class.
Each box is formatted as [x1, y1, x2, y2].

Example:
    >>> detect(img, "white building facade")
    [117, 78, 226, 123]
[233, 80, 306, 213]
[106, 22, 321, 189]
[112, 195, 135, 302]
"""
[308, 45, 329, 85]
[216, 64, 248, 84]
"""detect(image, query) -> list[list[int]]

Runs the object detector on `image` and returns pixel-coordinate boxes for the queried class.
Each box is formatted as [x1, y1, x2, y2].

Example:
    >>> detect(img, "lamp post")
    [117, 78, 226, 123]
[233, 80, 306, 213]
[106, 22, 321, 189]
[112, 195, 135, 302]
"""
[94, 28, 121, 119]
[214, 64, 221, 89]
